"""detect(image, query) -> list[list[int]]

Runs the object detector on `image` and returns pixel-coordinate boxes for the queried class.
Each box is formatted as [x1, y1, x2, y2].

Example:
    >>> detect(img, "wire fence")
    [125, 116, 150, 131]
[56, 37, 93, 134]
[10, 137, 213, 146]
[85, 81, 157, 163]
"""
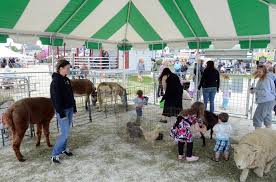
[0, 70, 258, 118]
[1, 65, 274, 147]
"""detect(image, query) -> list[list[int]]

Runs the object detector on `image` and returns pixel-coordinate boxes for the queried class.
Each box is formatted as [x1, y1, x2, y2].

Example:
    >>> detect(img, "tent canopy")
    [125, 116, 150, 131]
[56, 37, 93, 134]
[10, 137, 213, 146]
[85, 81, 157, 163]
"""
[0, 0, 276, 49]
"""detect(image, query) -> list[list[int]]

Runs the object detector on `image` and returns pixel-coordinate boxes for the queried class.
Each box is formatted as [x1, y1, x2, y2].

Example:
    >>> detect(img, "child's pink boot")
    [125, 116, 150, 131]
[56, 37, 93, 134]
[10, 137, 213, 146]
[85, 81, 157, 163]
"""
[186, 156, 199, 162]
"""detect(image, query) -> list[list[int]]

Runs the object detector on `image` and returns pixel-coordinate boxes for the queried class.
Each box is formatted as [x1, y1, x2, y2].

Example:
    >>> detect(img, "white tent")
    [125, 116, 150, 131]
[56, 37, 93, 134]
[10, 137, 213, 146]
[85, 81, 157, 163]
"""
[0, 46, 24, 58]
[0, 0, 276, 50]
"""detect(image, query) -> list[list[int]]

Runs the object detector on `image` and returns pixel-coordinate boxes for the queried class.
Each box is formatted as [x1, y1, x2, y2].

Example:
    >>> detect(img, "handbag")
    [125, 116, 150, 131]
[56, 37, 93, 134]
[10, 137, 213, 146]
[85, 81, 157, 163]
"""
[160, 100, 165, 108]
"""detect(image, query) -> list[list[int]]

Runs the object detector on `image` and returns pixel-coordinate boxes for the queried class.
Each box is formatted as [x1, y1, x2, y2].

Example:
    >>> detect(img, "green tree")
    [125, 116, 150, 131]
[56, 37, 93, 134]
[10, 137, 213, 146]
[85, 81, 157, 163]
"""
[10, 46, 19, 52]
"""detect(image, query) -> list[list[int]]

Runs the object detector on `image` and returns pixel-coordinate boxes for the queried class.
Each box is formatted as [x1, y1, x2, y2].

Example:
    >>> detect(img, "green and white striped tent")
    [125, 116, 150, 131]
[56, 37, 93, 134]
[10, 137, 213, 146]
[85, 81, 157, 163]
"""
[0, 0, 276, 50]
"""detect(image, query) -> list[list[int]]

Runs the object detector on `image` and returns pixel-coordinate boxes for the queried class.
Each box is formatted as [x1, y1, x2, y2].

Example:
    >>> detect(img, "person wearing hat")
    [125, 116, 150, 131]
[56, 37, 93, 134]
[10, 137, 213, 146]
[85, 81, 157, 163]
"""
[50, 59, 77, 164]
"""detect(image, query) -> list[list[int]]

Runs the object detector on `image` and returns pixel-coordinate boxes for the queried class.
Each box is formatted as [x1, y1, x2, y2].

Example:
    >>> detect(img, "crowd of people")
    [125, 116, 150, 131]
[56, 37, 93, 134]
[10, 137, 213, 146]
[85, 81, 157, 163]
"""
[217, 60, 251, 74]
[0, 57, 22, 68]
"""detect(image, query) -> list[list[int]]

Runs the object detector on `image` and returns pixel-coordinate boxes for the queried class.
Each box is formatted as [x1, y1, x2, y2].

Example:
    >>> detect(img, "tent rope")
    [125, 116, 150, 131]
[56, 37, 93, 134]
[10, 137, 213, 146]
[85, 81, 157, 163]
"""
[172, 0, 197, 40]
[123, 0, 132, 45]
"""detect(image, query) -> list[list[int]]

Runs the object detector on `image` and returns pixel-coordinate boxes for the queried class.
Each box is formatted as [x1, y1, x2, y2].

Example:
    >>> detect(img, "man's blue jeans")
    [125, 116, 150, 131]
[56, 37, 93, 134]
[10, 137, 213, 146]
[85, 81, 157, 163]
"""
[202, 87, 217, 113]
[52, 108, 73, 156]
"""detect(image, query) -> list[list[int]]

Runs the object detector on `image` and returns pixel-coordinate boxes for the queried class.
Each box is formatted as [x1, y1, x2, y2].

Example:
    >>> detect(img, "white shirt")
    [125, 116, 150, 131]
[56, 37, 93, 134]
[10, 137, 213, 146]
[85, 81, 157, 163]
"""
[213, 122, 232, 140]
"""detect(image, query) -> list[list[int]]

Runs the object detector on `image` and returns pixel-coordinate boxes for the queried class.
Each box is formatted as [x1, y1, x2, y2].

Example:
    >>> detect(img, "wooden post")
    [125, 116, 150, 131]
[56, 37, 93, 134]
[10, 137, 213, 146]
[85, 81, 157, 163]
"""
[89, 49, 93, 57]
[124, 51, 129, 69]
[99, 47, 102, 69]
[76, 48, 79, 57]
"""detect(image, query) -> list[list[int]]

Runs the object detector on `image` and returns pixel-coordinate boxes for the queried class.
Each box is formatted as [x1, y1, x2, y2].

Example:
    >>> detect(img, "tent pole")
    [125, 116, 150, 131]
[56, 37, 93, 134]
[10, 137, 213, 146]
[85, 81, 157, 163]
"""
[63, 43, 66, 57]
[57, 46, 59, 59]
[249, 39, 255, 119]
[195, 41, 200, 101]
[122, 48, 126, 86]
[116, 48, 119, 69]
[51, 45, 54, 73]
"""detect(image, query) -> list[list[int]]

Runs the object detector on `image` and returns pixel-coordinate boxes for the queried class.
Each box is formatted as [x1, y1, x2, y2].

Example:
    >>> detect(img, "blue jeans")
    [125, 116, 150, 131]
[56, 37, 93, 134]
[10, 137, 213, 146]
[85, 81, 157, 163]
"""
[136, 108, 143, 117]
[52, 108, 73, 156]
[202, 87, 217, 113]
[222, 98, 229, 109]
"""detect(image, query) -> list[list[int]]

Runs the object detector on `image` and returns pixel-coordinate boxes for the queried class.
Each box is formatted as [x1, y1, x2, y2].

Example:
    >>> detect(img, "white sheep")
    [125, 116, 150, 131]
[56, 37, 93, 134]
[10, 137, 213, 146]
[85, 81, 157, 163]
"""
[232, 128, 276, 182]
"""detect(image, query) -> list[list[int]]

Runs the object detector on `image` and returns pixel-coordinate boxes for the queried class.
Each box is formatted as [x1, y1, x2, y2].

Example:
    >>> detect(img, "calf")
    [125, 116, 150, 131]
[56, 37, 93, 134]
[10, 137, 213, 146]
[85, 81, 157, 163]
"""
[1, 97, 54, 162]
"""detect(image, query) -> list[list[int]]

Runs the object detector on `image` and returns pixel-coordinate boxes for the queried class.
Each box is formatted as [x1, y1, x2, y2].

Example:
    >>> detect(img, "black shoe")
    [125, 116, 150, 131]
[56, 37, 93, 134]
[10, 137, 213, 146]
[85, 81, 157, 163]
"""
[159, 119, 168, 123]
[156, 133, 163, 140]
[51, 156, 61, 164]
[62, 150, 73, 157]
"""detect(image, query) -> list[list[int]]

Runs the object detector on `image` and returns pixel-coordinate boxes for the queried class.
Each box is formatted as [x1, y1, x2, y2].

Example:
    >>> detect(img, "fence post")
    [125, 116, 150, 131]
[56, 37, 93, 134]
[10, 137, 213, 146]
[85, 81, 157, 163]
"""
[92, 71, 95, 84]
[26, 76, 31, 97]
[245, 78, 251, 118]
[250, 79, 256, 120]
[153, 72, 156, 105]
[1, 129, 5, 146]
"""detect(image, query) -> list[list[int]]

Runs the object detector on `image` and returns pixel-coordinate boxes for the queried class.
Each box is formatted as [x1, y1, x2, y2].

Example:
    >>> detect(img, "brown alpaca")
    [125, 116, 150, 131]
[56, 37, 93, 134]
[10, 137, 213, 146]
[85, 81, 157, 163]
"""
[70, 79, 97, 122]
[1, 97, 54, 162]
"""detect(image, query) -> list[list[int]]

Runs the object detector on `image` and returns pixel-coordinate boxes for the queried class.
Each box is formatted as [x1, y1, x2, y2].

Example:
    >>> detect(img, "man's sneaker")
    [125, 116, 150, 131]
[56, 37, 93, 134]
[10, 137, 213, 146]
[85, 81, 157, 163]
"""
[51, 156, 60, 164]
[186, 156, 199, 162]
[62, 150, 73, 157]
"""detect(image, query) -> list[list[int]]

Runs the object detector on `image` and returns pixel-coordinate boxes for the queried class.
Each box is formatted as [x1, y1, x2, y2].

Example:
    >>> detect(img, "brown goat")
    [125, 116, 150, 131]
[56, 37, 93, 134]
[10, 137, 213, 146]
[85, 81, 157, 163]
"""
[97, 82, 127, 112]
[1, 97, 54, 162]
[70, 79, 97, 122]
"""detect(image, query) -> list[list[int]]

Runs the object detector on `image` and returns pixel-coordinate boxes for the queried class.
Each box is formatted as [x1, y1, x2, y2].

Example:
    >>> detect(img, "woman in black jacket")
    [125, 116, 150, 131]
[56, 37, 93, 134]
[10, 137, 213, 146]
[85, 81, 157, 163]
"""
[160, 68, 183, 120]
[50, 59, 76, 164]
[198, 61, 220, 113]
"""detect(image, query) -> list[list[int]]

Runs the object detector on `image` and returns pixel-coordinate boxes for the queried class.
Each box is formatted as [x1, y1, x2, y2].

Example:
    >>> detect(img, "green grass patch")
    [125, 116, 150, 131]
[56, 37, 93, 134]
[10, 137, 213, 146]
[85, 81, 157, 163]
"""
[127, 75, 154, 85]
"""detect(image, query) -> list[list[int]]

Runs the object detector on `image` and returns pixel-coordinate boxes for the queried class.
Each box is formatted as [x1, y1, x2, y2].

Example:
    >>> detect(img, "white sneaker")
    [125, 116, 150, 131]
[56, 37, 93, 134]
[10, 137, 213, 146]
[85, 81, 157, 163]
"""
[178, 155, 185, 161]
[186, 156, 199, 162]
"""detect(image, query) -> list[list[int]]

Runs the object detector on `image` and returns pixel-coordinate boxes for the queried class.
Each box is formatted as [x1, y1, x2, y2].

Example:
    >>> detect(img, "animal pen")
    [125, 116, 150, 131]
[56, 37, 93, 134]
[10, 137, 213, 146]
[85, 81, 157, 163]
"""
[0, 49, 270, 147]
[1, 0, 276, 181]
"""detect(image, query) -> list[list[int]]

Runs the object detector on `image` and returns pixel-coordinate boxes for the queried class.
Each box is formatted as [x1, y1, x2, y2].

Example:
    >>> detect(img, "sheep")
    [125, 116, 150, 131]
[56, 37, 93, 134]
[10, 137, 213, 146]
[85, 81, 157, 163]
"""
[140, 125, 163, 144]
[232, 128, 276, 182]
